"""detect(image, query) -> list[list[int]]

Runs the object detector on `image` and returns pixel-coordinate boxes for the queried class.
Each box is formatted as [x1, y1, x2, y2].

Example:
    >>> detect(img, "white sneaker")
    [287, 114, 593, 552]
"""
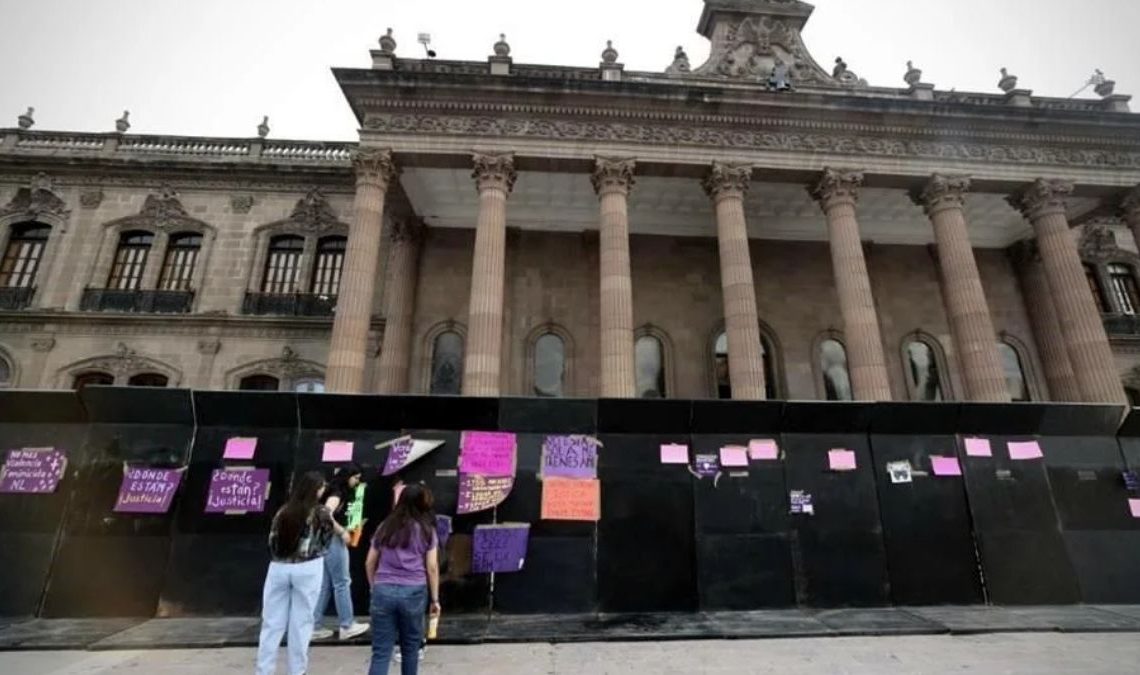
[393, 647, 425, 663]
[312, 628, 334, 641]
[339, 621, 370, 641]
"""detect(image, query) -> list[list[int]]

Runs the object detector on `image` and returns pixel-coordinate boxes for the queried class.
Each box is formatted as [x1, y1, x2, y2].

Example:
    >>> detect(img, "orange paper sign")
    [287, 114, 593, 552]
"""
[541, 477, 601, 522]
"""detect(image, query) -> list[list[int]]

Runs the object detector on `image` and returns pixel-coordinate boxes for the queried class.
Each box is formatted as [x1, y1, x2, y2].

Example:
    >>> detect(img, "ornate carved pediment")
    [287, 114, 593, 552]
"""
[105, 185, 209, 232]
[0, 173, 70, 221]
[1079, 220, 1139, 264]
[263, 188, 345, 235]
[62, 342, 182, 384]
[229, 346, 324, 384]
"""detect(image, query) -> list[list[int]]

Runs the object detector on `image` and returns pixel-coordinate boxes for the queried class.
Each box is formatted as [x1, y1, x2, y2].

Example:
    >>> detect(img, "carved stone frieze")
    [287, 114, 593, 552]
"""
[0, 172, 70, 222]
[231, 195, 255, 214]
[590, 158, 636, 196]
[1009, 178, 1074, 221]
[472, 152, 517, 194]
[30, 337, 56, 352]
[915, 173, 971, 215]
[352, 148, 398, 189]
[104, 184, 210, 232]
[79, 189, 104, 210]
[810, 168, 864, 208]
[701, 162, 753, 200]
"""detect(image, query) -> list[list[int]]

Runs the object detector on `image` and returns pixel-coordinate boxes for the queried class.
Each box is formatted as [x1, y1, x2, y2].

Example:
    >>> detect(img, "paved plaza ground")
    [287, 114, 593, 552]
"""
[2, 632, 1139, 674]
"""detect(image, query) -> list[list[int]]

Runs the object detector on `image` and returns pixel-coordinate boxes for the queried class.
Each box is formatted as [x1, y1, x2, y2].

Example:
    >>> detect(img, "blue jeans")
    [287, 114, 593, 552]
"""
[256, 558, 322, 675]
[314, 536, 354, 629]
[369, 583, 427, 675]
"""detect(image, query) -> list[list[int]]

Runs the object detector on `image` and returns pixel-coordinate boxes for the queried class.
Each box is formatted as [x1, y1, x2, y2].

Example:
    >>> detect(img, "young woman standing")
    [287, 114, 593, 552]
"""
[311, 464, 370, 641]
[365, 482, 441, 675]
[256, 471, 350, 675]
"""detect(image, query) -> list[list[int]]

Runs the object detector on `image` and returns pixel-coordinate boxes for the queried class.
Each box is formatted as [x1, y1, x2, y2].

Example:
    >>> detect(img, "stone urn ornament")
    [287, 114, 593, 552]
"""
[601, 40, 618, 65]
[115, 110, 131, 133]
[257, 115, 270, 138]
[1094, 70, 1116, 97]
[379, 28, 397, 56]
[17, 107, 34, 130]
[493, 33, 511, 57]
[904, 61, 922, 86]
[998, 67, 1018, 93]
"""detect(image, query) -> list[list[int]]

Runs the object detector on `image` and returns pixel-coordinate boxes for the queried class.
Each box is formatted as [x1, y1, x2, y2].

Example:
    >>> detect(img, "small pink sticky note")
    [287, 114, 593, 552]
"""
[720, 446, 749, 468]
[322, 441, 353, 463]
[964, 438, 992, 458]
[748, 439, 779, 461]
[931, 455, 963, 477]
[660, 444, 689, 465]
[828, 449, 856, 472]
[223, 437, 257, 460]
[1129, 499, 1140, 519]
[1008, 441, 1044, 461]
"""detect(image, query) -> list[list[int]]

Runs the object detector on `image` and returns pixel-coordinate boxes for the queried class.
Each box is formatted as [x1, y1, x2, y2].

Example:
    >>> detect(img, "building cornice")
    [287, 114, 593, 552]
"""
[0, 311, 384, 339]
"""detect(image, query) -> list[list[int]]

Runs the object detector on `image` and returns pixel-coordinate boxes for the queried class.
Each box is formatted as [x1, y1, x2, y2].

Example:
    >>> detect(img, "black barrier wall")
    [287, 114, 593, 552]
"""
[1, 388, 1138, 618]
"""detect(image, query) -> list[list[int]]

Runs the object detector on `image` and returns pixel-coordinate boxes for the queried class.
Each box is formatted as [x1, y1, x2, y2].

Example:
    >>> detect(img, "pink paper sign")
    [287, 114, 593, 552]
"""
[223, 437, 257, 461]
[660, 444, 689, 465]
[1130, 499, 1140, 519]
[321, 441, 354, 463]
[931, 455, 963, 477]
[964, 438, 992, 458]
[828, 449, 856, 472]
[1008, 441, 1044, 461]
[459, 431, 517, 477]
[748, 439, 779, 461]
[719, 446, 749, 468]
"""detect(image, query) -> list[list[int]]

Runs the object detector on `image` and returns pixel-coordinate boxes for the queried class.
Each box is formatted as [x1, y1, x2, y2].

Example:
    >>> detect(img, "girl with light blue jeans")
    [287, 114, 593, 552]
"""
[312, 465, 369, 641]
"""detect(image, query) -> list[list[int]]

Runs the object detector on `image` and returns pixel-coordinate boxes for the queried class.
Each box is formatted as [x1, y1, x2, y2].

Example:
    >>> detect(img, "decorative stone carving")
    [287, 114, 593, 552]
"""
[105, 184, 207, 232]
[1078, 221, 1123, 262]
[197, 339, 222, 355]
[352, 148, 398, 188]
[257, 116, 270, 139]
[230, 195, 255, 214]
[601, 41, 619, 65]
[235, 346, 322, 382]
[493, 34, 511, 57]
[17, 107, 34, 130]
[30, 337, 56, 353]
[0, 173, 70, 221]
[998, 68, 1018, 93]
[666, 46, 691, 75]
[1120, 186, 1140, 222]
[472, 152, 517, 193]
[390, 216, 427, 244]
[915, 174, 971, 215]
[904, 61, 922, 86]
[701, 162, 753, 200]
[1094, 70, 1116, 98]
[811, 168, 864, 208]
[115, 111, 131, 134]
[289, 189, 340, 232]
[379, 28, 397, 55]
[591, 158, 636, 196]
[1009, 178, 1074, 220]
[79, 189, 104, 210]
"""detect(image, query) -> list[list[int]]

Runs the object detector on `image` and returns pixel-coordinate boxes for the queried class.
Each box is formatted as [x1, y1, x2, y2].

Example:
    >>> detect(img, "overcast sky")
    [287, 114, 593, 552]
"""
[1, 0, 1137, 142]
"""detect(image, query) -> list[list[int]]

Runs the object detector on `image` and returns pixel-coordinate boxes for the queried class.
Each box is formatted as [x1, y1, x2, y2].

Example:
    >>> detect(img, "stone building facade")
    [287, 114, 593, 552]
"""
[2, 0, 1140, 406]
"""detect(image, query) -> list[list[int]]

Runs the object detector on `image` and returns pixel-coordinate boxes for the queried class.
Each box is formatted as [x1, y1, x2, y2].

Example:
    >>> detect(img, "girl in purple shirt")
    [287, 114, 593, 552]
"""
[364, 483, 441, 675]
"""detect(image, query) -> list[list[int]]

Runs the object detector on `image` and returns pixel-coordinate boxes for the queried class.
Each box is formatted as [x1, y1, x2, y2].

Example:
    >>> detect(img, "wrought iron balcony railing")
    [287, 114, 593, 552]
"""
[80, 288, 194, 314]
[1104, 313, 1140, 336]
[0, 286, 35, 310]
[242, 292, 335, 317]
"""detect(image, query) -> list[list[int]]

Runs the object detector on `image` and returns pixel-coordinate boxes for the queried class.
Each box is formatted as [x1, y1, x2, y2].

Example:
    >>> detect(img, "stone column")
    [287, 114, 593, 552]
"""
[592, 158, 636, 398]
[1123, 186, 1140, 254]
[811, 169, 892, 401]
[1012, 241, 1081, 401]
[375, 217, 425, 394]
[326, 148, 397, 393]
[917, 175, 1010, 402]
[702, 162, 766, 400]
[1011, 179, 1125, 404]
[463, 153, 516, 396]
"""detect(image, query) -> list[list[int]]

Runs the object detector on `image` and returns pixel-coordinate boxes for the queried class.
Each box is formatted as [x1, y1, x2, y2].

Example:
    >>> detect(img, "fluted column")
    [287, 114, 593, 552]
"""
[375, 217, 425, 394]
[592, 158, 636, 398]
[326, 148, 397, 393]
[1011, 179, 1125, 404]
[917, 175, 1009, 402]
[702, 162, 765, 400]
[463, 153, 516, 396]
[1123, 186, 1140, 254]
[1012, 241, 1081, 401]
[811, 169, 892, 401]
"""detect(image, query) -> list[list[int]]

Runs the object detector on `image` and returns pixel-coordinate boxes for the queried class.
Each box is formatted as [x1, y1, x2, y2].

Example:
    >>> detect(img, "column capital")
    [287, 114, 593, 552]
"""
[472, 152, 517, 194]
[352, 148, 398, 189]
[1009, 178, 1074, 220]
[702, 162, 753, 201]
[1120, 185, 1140, 223]
[389, 215, 427, 245]
[591, 157, 636, 196]
[915, 173, 971, 216]
[810, 168, 864, 210]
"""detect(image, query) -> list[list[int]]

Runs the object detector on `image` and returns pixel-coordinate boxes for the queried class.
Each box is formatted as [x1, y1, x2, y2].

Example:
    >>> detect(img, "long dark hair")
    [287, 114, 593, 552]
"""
[376, 482, 435, 549]
[272, 471, 325, 559]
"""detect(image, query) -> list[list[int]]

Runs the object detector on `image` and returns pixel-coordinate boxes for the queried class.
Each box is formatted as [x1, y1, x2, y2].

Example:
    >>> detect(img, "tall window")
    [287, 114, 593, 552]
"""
[261, 235, 304, 294]
[0, 223, 50, 288]
[904, 340, 944, 401]
[819, 338, 853, 401]
[635, 335, 666, 398]
[1108, 264, 1140, 315]
[714, 333, 731, 399]
[239, 374, 280, 391]
[128, 373, 169, 387]
[998, 341, 1030, 402]
[312, 236, 346, 297]
[73, 371, 114, 389]
[1085, 264, 1107, 313]
[429, 331, 464, 395]
[0, 354, 11, 388]
[533, 333, 565, 398]
[157, 232, 201, 292]
[107, 230, 153, 290]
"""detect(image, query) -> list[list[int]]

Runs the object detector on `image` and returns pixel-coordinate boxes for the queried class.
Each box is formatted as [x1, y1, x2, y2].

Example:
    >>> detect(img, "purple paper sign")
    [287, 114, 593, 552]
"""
[0, 448, 67, 494]
[471, 523, 529, 573]
[382, 439, 414, 477]
[205, 468, 270, 514]
[435, 514, 453, 552]
[114, 467, 183, 514]
[694, 454, 719, 478]
[459, 431, 516, 477]
[456, 473, 513, 514]
[541, 435, 598, 479]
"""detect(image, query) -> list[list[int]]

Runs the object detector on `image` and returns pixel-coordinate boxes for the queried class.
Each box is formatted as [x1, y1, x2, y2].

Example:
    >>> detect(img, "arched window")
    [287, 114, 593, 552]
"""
[997, 341, 1031, 402]
[73, 371, 114, 389]
[819, 338, 853, 401]
[1085, 264, 1107, 313]
[429, 331, 464, 395]
[1108, 264, 1140, 315]
[239, 374, 281, 391]
[635, 335, 666, 398]
[312, 236, 346, 297]
[157, 232, 202, 292]
[294, 378, 325, 393]
[127, 372, 169, 387]
[107, 230, 154, 290]
[533, 333, 565, 398]
[1, 222, 50, 289]
[261, 235, 304, 294]
[903, 338, 945, 401]
[0, 353, 12, 388]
